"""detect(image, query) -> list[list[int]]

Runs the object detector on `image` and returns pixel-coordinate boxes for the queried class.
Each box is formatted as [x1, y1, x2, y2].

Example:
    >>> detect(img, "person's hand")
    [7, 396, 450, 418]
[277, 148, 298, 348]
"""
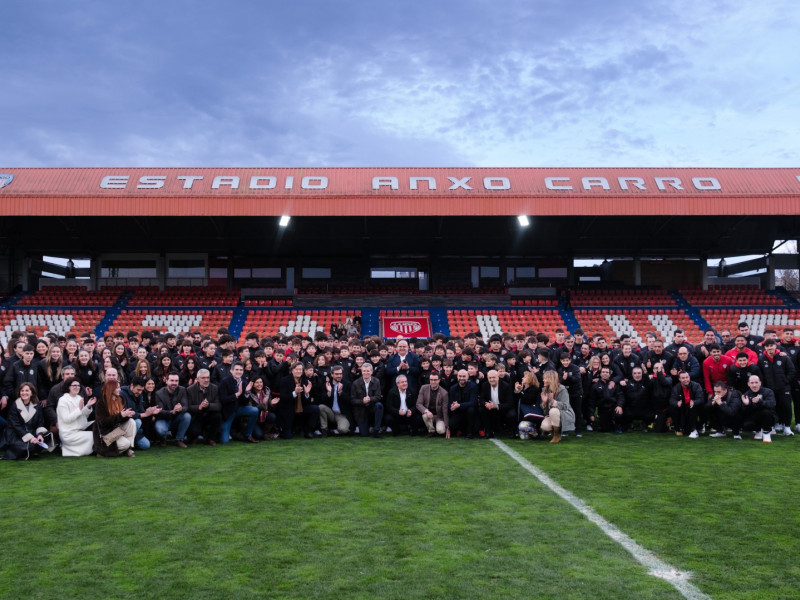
[608, 381, 615, 389]
[445, 427, 451, 439]
[303, 381, 312, 396]
[689, 400, 694, 408]
[200, 399, 208, 410]
[85, 386, 93, 397]
[620, 380, 627, 387]
[121, 408, 136, 418]
[326, 381, 332, 394]
[295, 384, 303, 397]
[363, 396, 370, 405]
[271, 397, 279, 406]
[86, 397, 97, 408]
[425, 410, 433, 419]
[0, 397, 6, 410]
[450, 401, 460, 411]
[173, 402, 182, 413]
[246, 381, 253, 393]
[615, 406, 623, 415]
[562, 371, 568, 380]
[515, 382, 522, 392]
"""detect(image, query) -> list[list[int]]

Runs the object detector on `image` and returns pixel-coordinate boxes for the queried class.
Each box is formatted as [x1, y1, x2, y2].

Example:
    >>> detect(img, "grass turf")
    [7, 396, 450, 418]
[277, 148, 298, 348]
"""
[1, 431, 795, 599]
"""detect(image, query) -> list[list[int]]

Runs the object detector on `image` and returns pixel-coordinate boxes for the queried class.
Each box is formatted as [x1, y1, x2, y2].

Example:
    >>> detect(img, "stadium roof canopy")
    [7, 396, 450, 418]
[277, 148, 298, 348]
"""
[2, 167, 799, 258]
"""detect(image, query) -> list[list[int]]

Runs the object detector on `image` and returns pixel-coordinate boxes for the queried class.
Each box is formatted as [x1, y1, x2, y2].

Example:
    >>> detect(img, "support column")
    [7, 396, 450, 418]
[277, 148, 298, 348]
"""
[766, 254, 776, 290]
[633, 257, 642, 286]
[699, 256, 709, 290]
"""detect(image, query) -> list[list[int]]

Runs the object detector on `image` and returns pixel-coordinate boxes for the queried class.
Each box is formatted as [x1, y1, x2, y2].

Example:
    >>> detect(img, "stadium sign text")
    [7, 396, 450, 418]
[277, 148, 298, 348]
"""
[99, 173, 725, 193]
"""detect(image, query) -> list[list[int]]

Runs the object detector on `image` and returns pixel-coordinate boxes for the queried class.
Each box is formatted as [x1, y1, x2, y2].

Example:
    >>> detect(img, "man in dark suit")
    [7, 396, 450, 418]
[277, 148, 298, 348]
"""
[448, 369, 478, 438]
[478, 369, 515, 438]
[218, 362, 259, 444]
[350, 363, 384, 438]
[385, 374, 422, 435]
[185, 368, 222, 445]
[319, 365, 352, 435]
[385, 339, 421, 391]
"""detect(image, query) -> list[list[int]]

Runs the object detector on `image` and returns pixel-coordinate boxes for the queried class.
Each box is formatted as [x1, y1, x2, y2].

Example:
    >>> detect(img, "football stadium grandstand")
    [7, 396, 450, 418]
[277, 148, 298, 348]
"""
[0, 167, 799, 346]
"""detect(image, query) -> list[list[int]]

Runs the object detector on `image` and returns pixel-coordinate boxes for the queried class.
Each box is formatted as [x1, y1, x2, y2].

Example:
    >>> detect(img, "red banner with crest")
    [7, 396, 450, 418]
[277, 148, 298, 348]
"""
[381, 316, 432, 338]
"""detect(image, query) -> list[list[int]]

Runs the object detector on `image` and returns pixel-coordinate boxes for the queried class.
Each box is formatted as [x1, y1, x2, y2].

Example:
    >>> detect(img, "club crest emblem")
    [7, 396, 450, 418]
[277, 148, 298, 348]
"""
[0, 174, 13, 189]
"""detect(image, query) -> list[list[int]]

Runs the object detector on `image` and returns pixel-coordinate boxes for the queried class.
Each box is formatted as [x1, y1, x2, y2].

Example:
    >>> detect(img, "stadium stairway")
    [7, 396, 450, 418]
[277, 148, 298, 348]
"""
[773, 287, 800, 308]
[428, 308, 450, 336]
[228, 304, 248, 339]
[671, 289, 714, 333]
[558, 305, 581, 334]
[94, 292, 132, 337]
[1, 291, 25, 309]
[360, 308, 380, 337]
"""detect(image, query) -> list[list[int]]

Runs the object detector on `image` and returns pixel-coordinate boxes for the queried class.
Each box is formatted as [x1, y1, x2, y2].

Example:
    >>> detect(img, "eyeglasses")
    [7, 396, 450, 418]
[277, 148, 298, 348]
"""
[70, 383, 81, 388]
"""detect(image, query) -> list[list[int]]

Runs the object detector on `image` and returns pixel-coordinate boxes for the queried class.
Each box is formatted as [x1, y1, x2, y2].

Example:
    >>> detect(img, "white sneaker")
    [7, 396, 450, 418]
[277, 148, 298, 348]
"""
[754, 430, 763, 440]
[700, 425, 706, 435]
[775, 424, 784, 433]
[688, 430, 699, 439]
[763, 432, 772, 443]
[586, 424, 593, 431]
[794, 424, 800, 434]
[733, 434, 742, 440]
[710, 432, 727, 438]
[768, 428, 777, 435]
[785, 426, 795, 436]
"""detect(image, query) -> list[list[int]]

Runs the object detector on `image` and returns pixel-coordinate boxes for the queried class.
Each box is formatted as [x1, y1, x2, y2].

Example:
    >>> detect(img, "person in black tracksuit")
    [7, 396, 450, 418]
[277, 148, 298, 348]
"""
[757, 340, 796, 434]
[727, 354, 761, 395]
[706, 382, 742, 438]
[588, 367, 623, 432]
[741, 375, 778, 438]
[557, 354, 584, 435]
[619, 367, 652, 431]
[669, 372, 705, 436]
[649, 362, 673, 433]
[779, 331, 800, 433]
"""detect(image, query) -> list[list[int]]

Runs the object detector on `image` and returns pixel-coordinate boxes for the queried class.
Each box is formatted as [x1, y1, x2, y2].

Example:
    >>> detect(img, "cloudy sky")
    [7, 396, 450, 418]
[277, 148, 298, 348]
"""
[2, 0, 798, 168]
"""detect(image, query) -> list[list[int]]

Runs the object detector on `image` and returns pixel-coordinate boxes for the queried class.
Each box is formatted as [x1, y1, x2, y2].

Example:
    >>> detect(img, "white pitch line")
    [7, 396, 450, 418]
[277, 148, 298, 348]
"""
[492, 439, 711, 600]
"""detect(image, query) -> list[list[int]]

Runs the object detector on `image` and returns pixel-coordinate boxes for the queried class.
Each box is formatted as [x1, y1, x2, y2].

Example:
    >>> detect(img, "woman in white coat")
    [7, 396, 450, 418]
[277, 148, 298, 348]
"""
[57, 377, 96, 457]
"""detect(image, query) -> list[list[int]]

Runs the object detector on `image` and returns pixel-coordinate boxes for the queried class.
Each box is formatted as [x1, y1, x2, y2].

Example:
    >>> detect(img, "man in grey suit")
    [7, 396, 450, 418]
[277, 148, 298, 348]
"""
[351, 363, 384, 438]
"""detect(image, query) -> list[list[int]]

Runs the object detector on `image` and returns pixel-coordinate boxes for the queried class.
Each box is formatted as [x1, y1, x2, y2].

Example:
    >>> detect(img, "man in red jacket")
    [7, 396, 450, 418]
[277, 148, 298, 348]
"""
[703, 345, 735, 397]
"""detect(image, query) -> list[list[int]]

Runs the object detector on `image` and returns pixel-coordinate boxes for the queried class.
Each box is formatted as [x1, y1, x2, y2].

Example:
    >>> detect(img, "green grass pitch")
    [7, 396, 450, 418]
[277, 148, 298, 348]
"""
[1, 432, 798, 599]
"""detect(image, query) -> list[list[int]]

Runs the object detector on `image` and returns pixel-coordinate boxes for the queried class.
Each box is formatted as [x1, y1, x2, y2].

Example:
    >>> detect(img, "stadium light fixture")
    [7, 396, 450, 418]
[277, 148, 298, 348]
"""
[517, 215, 530, 227]
[279, 215, 291, 227]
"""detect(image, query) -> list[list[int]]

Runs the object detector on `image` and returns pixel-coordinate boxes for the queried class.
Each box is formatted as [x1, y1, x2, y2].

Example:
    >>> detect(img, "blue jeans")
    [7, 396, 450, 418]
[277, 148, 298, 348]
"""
[133, 418, 151, 450]
[155, 413, 191, 442]
[220, 405, 259, 444]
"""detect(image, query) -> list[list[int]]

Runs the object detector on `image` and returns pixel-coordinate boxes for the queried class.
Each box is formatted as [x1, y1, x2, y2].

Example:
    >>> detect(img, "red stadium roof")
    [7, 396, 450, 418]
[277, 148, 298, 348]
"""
[1, 167, 799, 217]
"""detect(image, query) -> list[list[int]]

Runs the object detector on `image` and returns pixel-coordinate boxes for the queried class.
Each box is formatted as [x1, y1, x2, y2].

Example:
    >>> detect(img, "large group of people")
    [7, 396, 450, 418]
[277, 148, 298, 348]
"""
[1, 319, 798, 459]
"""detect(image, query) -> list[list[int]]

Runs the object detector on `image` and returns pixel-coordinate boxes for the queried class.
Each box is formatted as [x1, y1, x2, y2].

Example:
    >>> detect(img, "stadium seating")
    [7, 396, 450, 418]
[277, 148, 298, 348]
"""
[570, 288, 675, 307]
[102, 309, 233, 337]
[510, 299, 558, 307]
[701, 308, 800, 337]
[243, 299, 293, 306]
[680, 285, 782, 306]
[238, 309, 362, 341]
[575, 309, 702, 344]
[17, 286, 120, 306]
[127, 286, 240, 306]
[447, 309, 566, 339]
[0, 309, 105, 345]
